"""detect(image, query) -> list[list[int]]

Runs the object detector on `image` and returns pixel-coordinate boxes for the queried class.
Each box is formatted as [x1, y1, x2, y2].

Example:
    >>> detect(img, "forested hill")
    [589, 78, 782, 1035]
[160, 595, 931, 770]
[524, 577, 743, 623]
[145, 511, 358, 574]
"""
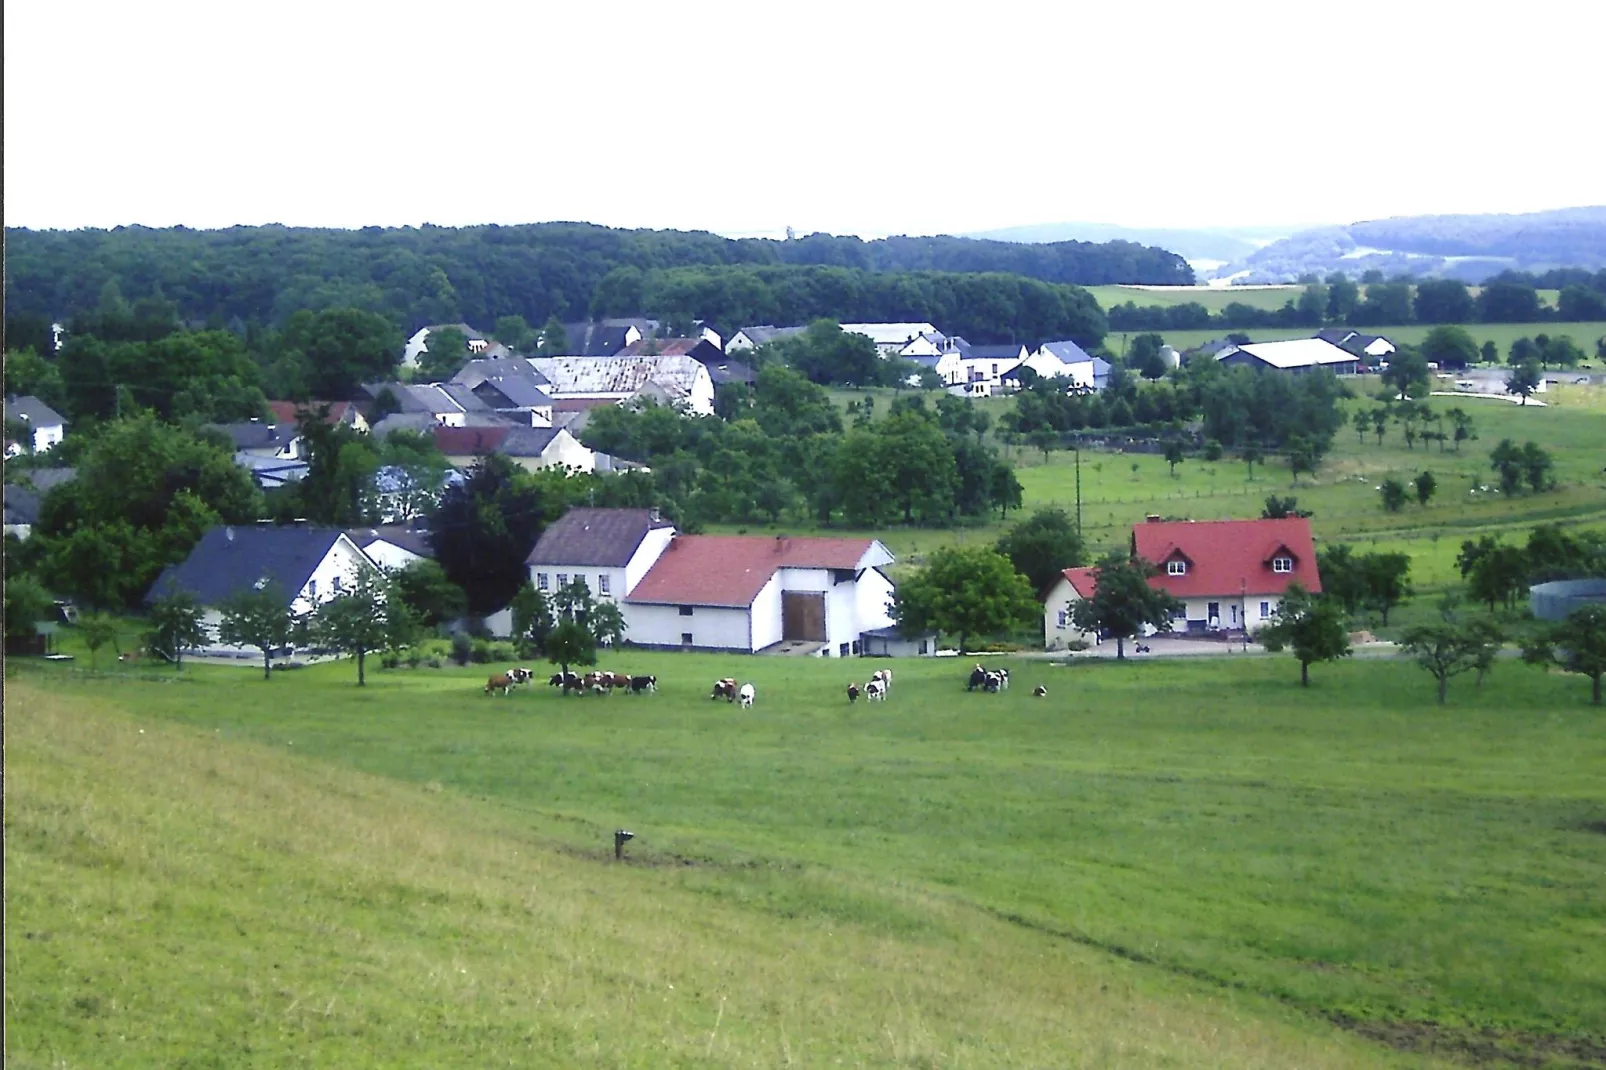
[2, 223, 1185, 344]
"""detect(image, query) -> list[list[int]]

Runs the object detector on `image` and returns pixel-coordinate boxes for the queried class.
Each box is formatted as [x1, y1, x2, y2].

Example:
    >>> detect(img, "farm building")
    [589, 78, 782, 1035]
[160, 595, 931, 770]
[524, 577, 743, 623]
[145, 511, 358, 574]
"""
[1314, 328, 1396, 363]
[726, 325, 806, 351]
[1043, 516, 1322, 647]
[1216, 339, 1359, 375]
[529, 355, 716, 416]
[527, 509, 898, 656]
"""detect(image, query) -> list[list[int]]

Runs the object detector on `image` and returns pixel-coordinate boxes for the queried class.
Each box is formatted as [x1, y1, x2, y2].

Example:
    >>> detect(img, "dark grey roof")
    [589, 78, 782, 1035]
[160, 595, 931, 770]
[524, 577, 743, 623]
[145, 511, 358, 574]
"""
[706, 359, 757, 384]
[4, 484, 42, 526]
[438, 383, 492, 412]
[560, 322, 634, 356]
[345, 526, 435, 559]
[368, 412, 441, 439]
[861, 624, 933, 639]
[4, 395, 67, 427]
[472, 377, 554, 408]
[146, 525, 352, 607]
[526, 507, 671, 567]
[204, 421, 298, 450]
[501, 426, 564, 457]
[735, 325, 805, 346]
[452, 357, 553, 389]
[17, 466, 77, 492]
[968, 344, 1024, 359]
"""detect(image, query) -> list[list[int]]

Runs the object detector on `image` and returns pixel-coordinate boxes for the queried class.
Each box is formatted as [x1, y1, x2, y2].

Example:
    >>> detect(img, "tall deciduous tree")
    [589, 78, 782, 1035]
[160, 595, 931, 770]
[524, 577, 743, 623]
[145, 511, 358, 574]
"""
[1068, 553, 1183, 660]
[1523, 604, 1606, 704]
[1414, 470, 1437, 506]
[1418, 325, 1479, 369]
[1400, 607, 1503, 704]
[1379, 478, 1408, 513]
[894, 546, 1039, 654]
[217, 584, 295, 679]
[313, 569, 412, 686]
[1258, 584, 1351, 686]
[994, 508, 1086, 594]
[144, 591, 210, 667]
[1505, 361, 1541, 405]
[430, 454, 569, 614]
[1457, 536, 1529, 611]
[417, 326, 469, 380]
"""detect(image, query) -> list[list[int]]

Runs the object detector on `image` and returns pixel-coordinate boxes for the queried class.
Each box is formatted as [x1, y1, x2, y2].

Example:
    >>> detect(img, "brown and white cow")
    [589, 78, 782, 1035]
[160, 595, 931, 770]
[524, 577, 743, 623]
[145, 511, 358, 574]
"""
[485, 673, 514, 696]
[711, 678, 738, 702]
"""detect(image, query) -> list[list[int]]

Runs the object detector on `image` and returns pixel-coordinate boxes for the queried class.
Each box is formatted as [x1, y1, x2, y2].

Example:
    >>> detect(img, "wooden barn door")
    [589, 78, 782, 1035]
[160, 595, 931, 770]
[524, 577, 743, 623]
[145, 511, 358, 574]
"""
[782, 592, 827, 641]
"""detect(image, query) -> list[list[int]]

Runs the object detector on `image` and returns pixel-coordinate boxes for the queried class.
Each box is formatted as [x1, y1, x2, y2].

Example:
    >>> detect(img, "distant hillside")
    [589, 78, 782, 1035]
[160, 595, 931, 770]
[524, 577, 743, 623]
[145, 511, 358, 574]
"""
[965, 222, 1308, 266]
[1215, 207, 1606, 283]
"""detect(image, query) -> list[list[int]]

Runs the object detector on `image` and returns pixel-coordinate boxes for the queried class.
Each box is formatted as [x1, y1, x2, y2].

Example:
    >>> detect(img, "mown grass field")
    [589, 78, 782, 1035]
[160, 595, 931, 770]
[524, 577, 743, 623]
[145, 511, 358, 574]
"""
[1106, 322, 1606, 359]
[1084, 286, 1564, 316]
[7, 651, 1604, 1068]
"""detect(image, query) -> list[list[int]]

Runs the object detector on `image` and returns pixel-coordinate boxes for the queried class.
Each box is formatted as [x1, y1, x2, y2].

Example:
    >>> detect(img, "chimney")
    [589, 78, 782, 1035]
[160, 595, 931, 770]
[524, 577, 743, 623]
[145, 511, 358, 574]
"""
[1145, 514, 1162, 523]
[649, 506, 661, 523]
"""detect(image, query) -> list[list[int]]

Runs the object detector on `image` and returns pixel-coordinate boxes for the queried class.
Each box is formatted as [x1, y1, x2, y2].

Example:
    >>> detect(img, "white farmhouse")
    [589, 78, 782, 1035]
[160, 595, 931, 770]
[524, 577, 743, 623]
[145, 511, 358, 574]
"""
[146, 525, 376, 658]
[838, 323, 941, 356]
[4, 395, 67, 455]
[526, 509, 898, 656]
[530, 354, 716, 416]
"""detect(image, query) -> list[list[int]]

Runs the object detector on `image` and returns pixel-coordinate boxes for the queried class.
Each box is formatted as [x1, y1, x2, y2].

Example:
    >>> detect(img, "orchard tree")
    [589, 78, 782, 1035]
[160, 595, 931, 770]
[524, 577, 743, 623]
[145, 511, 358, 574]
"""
[1381, 348, 1430, 400]
[1447, 407, 1476, 451]
[144, 591, 210, 667]
[79, 613, 120, 669]
[1400, 603, 1504, 703]
[313, 569, 414, 686]
[1523, 605, 1606, 704]
[1163, 439, 1186, 477]
[3, 573, 53, 648]
[1242, 443, 1263, 479]
[1379, 478, 1408, 512]
[1258, 584, 1351, 686]
[894, 546, 1039, 654]
[1505, 361, 1541, 405]
[1414, 471, 1437, 506]
[1068, 552, 1183, 660]
[1361, 551, 1412, 625]
[217, 584, 295, 679]
[1457, 535, 1529, 611]
[544, 619, 596, 683]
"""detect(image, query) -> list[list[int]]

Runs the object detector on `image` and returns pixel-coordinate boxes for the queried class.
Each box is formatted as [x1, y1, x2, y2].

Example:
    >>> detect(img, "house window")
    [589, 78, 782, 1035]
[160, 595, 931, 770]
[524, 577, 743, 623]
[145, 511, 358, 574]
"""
[919, 639, 928, 655]
[556, 573, 568, 588]
[1057, 609, 1070, 628]
[679, 605, 694, 617]
[332, 575, 343, 594]
[536, 572, 549, 591]
[572, 573, 585, 591]
[839, 642, 850, 657]
[307, 578, 317, 600]
[851, 640, 861, 655]
[1171, 605, 1186, 620]
[681, 632, 693, 645]
[599, 574, 610, 595]
[1260, 601, 1271, 619]
[1167, 560, 1187, 576]
[1272, 556, 1293, 573]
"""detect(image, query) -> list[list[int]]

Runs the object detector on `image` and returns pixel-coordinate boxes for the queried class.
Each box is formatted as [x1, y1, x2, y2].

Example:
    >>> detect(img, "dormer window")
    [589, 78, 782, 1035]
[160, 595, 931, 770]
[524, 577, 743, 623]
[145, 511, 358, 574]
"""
[1167, 560, 1187, 576]
[1272, 556, 1293, 574]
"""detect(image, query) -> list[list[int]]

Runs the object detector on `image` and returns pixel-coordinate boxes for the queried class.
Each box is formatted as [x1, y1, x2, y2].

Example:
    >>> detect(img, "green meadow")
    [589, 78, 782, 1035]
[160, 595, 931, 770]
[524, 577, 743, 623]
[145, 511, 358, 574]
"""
[1084, 286, 1565, 317]
[7, 648, 1604, 1068]
[1104, 322, 1606, 359]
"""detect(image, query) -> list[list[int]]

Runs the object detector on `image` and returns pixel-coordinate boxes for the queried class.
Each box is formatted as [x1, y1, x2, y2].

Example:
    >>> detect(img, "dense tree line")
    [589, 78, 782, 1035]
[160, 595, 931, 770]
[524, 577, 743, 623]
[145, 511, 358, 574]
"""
[1105, 270, 1606, 334]
[3, 222, 1176, 344]
[579, 365, 1021, 530]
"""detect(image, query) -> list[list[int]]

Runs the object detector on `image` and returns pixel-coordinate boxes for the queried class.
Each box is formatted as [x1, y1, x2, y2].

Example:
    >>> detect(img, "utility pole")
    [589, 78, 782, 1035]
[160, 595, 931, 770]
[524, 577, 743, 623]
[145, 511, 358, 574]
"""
[1074, 444, 1082, 541]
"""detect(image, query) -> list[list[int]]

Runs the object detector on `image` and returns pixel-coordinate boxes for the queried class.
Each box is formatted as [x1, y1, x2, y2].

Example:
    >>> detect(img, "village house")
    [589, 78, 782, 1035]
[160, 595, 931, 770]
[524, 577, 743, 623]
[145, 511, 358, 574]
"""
[4, 484, 42, 539]
[266, 400, 369, 434]
[1216, 338, 1359, 375]
[838, 322, 942, 356]
[559, 321, 644, 356]
[345, 526, 434, 571]
[726, 325, 805, 351]
[526, 509, 898, 656]
[402, 323, 494, 369]
[4, 395, 68, 455]
[1314, 328, 1396, 364]
[1042, 516, 1322, 648]
[955, 343, 1027, 394]
[529, 355, 716, 416]
[431, 424, 597, 473]
[205, 419, 305, 460]
[147, 524, 376, 657]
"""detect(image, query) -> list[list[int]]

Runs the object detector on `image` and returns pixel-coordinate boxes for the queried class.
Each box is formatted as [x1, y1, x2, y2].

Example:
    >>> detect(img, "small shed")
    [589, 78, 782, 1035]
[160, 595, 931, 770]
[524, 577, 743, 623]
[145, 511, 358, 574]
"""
[860, 625, 938, 658]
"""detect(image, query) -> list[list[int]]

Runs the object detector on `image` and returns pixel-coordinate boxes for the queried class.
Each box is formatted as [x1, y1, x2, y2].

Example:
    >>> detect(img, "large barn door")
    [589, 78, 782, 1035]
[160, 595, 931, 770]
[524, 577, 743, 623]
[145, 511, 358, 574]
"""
[782, 592, 827, 642]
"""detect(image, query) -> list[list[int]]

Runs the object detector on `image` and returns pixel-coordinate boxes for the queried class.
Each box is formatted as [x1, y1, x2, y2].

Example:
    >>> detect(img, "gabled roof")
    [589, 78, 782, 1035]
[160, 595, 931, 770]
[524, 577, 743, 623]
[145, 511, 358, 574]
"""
[204, 421, 298, 450]
[838, 323, 940, 346]
[471, 377, 553, 409]
[369, 412, 442, 439]
[16, 466, 78, 492]
[733, 325, 805, 346]
[628, 535, 893, 608]
[451, 357, 552, 389]
[501, 426, 568, 457]
[1219, 338, 1357, 370]
[267, 400, 361, 427]
[560, 322, 635, 357]
[1055, 566, 1098, 600]
[617, 337, 721, 360]
[4, 484, 42, 526]
[4, 395, 67, 427]
[1130, 517, 1321, 597]
[530, 355, 709, 396]
[345, 526, 434, 560]
[1039, 340, 1094, 364]
[525, 507, 674, 567]
[967, 344, 1028, 360]
[706, 359, 756, 385]
[147, 525, 355, 607]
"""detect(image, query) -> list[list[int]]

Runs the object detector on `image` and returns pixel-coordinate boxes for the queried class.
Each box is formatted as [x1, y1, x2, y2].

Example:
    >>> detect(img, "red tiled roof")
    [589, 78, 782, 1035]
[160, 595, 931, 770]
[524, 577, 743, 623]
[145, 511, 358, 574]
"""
[628, 534, 877, 608]
[267, 400, 357, 426]
[1131, 517, 1320, 597]
[1057, 566, 1098, 599]
[433, 425, 510, 455]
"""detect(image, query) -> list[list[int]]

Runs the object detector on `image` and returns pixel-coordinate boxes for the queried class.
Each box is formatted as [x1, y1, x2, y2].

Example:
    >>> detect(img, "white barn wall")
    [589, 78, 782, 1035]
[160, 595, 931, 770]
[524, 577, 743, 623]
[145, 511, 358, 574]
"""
[628, 603, 753, 650]
[750, 575, 783, 651]
[625, 527, 676, 592]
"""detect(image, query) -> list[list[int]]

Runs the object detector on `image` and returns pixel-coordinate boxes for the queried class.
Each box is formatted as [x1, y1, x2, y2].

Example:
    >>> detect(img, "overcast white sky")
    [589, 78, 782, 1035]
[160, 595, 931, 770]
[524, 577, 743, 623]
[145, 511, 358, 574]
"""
[6, 0, 1604, 237]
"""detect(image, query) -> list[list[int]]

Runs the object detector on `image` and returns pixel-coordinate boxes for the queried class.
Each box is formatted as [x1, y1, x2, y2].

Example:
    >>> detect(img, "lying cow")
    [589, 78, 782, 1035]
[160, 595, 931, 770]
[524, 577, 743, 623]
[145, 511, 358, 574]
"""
[1033, 685, 1048, 698]
[737, 682, 756, 709]
[711, 678, 738, 702]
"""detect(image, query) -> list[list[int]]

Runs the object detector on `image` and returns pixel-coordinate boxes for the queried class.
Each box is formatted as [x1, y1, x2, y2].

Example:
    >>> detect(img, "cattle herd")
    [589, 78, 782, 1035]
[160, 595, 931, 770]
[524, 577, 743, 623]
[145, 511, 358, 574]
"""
[484, 662, 1045, 703]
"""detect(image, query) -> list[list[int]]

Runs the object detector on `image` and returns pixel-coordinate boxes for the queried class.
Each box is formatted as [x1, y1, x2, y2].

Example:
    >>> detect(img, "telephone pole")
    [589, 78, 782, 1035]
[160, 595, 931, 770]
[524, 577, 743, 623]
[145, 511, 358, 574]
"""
[1074, 444, 1082, 540]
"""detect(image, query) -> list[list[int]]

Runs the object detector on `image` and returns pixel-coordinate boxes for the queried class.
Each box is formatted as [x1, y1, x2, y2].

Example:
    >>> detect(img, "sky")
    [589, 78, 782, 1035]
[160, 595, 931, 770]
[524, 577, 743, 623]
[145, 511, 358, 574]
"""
[6, 0, 1604, 238]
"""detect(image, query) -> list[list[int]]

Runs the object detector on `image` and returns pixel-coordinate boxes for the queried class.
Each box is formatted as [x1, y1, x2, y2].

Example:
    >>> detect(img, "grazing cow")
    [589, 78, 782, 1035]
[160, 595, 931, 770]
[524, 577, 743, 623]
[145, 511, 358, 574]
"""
[606, 671, 632, 689]
[484, 673, 514, 696]
[737, 683, 756, 709]
[582, 671, 611, 695]
[507, 667, 534, 687]
[846, 683, 861, 704]
[982, 671, 1003, 693]
[870, 668, 892, 693]
[549, 671, 579, 688]
[629, 675, 657, 694]
[865, 679, 886, 701]
[966, 664, 989, 691]
[1033, 685, 1048, 698]
[711, 678, 738, 702]
[997, 668, 1010, 690]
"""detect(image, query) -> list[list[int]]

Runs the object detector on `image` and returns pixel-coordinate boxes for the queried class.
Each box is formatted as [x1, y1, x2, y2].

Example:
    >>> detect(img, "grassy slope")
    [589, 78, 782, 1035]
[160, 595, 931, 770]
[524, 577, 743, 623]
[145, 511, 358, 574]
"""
[1105, 322, 1606, 358]
[1084, 287, 1564, 316]
[6, 675, 1431, 1070]
[9, 653, 1605, 1067]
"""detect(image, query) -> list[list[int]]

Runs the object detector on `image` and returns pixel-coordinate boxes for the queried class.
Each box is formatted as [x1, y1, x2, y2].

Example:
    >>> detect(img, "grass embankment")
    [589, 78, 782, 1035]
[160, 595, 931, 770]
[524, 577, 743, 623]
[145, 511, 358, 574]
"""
[8, 654, 1605, 1067]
